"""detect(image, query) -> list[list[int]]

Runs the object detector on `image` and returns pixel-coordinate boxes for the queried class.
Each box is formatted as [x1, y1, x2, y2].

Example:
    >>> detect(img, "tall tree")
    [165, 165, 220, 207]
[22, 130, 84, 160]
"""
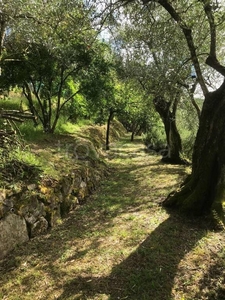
[0, 1, 39, 143]
[116, 80, 154, 141]
[82, 52, 127, 150]
[0, 0, 99, 133]
[115, 0, 225, 216]
[114, 11, 193, 163]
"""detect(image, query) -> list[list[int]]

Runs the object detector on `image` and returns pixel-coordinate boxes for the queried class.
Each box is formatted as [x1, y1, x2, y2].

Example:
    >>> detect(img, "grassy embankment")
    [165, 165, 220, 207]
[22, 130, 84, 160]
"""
[0, 94, 124, 183]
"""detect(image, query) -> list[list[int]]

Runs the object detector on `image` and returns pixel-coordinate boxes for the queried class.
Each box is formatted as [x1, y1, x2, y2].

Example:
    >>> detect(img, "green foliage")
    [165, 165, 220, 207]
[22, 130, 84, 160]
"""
[143, 125, 166, 150]
[81, 44, 116, 117]
[177, 97, 201, 159]
[0, 97, 22, 111]
[54, 119, 83, 134]
[62, 88, 88, 122]
[0, 131, 41, 184]
[18, 121, 45, 142]
[13, 147, 41, 168]
[0, 0, 105, 133]
[116, 80, 155, 136]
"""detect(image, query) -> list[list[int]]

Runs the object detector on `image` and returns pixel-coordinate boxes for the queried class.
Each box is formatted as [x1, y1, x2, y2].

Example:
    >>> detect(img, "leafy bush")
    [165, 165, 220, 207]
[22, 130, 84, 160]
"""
[143, 126, 166, 150]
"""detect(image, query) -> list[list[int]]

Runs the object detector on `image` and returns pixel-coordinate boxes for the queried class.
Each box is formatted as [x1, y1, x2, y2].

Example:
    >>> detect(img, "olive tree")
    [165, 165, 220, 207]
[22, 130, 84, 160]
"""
[0, 0, 101, 133]
[117, 0, 225, 216]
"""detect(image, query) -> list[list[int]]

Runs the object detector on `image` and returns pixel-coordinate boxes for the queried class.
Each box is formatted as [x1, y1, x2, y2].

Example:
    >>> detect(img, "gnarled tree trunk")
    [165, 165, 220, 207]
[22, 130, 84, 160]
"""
[153, 95, 185, 164]
[163, 80, 225, 216]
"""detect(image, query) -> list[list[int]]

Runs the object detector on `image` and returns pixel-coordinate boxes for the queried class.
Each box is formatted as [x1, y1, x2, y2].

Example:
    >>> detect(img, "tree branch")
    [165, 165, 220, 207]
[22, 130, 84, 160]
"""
[0, 109, 35, 123]
[202, 0, 216, 57]
[59, 89, 83, 113]
[201, 0, 225, 76]
[156, 0, 208, 96]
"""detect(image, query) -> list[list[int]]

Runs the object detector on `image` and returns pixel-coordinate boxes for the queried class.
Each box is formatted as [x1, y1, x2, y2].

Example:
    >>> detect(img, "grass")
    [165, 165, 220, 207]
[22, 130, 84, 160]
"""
[0, 136, 225, 300]
[1, 123, 103, 181]
[55, 119, 94, 135]
[0, 95, 25, 110]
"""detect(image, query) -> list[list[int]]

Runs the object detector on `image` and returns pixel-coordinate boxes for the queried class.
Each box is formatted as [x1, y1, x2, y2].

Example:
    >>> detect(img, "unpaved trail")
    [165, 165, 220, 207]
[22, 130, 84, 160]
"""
[0, 137, 224, 300]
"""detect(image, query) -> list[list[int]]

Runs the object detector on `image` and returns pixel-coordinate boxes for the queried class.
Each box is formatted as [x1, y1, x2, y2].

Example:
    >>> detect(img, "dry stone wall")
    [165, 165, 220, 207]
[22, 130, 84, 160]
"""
[0, 121, 125, 260]
[0, 160, 108, 260]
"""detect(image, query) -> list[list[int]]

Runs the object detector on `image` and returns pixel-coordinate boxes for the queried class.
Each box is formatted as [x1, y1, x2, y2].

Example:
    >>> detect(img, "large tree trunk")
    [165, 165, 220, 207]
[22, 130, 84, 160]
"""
[163, 81, 225, 216]
[153, 96, 185, 164]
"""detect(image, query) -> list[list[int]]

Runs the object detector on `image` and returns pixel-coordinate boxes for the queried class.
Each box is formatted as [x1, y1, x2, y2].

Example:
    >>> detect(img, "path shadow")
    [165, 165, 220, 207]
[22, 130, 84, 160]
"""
[57, 214, 206, 300]
[193, 251, 225, 300]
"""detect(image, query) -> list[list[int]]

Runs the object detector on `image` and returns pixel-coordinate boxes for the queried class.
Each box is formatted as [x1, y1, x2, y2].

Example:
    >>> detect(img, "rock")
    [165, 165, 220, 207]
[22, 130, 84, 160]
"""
[80, 180, 87, 189]
[20, 195, 46, 225]
[0, 189, 6, 202]
[31, 217, 48, 237]
[27, 184, 37, 191]
[0, 213, 29, 260]
[0, 190, 15, 218]
[61, 174, 81, 197]
[48, 203, 61, 227]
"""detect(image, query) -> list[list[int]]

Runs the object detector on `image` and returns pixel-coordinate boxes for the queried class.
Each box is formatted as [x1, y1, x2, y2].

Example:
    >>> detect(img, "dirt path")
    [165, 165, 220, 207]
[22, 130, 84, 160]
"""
[0, 137, 224, 300]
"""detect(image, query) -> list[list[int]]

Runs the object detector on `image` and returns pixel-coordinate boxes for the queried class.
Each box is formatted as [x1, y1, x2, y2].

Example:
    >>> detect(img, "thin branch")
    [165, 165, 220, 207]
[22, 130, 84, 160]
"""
[157, 0, 208, 96]
[0, 109, 35, 122]
[189, 82, 201, 121]
[29, 77, 44, 124]
[59, 89, 83, 112]
[202, 0, 216, 57]
[201, 0, 225, 76]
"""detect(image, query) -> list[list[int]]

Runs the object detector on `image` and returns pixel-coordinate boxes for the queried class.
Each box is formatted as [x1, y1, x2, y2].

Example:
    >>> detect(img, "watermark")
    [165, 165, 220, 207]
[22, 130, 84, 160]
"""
[57, 140, 97, 160]
[56, 140, 169, 160]
[108, 141, 169, 159]
[145, 144, 169, 158]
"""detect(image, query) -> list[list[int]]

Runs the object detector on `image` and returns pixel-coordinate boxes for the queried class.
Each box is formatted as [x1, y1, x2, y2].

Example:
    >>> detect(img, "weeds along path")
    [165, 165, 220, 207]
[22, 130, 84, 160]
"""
[0, 136, 225, 300]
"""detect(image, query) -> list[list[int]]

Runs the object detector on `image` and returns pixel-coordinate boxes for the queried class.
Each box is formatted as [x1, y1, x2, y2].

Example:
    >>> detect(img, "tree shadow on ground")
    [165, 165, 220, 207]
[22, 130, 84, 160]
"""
[57, 214, 206, 300]
[193, 251, 225, 300]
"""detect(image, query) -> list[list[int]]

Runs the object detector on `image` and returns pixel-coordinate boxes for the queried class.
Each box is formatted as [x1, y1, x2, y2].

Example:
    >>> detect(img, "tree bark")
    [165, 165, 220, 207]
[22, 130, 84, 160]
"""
[153, 96, 185, 164]
[131, 123, 139, 141]
[23, 83, 39, 126]
[163, 80, 225, 215]
[106, 109, 114, 150]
